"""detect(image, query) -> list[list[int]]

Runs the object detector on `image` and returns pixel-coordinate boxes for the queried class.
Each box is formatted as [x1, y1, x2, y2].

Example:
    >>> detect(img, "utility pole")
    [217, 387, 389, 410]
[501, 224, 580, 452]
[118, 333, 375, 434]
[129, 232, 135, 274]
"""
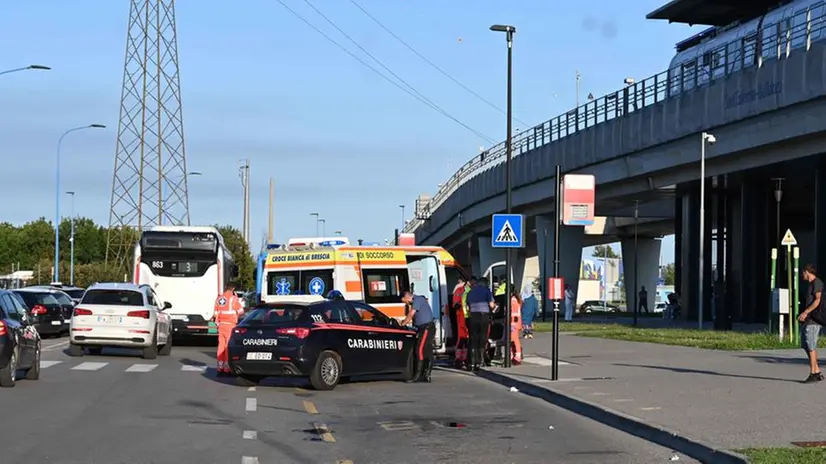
[239, 159, 251, 244]
[67, 191, 76, 286]
[575, 70, 581, 107]
[268, 177, 275, 243]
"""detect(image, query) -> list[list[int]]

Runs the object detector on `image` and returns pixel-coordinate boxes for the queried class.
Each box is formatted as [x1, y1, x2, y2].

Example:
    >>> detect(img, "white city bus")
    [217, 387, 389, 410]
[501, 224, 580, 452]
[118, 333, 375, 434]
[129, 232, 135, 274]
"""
[133, 225, 238, 338]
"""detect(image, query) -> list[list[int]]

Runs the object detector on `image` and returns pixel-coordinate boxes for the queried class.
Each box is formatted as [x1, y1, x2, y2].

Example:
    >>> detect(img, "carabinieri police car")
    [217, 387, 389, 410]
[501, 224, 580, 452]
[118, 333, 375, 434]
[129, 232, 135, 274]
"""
[227, 295, 417, 390]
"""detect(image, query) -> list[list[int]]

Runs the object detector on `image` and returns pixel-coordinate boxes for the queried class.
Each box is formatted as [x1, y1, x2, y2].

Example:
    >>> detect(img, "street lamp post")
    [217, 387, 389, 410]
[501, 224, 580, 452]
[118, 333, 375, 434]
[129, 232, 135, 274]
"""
[399, 204, 405, 230]
[633, 200, 639, 326]
[66, 191, 76, 286]
[310, 212, 319, 236]
[319, 219, 326, 237]
[0, 64, 51, 77]
[490, 23, 516, 368]
[53, 124, 106, 283]
[699, 132, 717, 329]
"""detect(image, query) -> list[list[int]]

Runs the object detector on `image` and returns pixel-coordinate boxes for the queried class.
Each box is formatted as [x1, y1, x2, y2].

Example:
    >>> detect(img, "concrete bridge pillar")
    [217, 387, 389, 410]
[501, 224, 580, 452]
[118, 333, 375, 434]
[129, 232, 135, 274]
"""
[620, 236, 662, 314]
[535, 215, 584, 310]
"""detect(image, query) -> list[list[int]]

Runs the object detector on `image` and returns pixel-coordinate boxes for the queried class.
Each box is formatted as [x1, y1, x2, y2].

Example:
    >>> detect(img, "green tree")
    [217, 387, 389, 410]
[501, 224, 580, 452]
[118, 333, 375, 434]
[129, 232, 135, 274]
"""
[592, 244, 619, 259]
[215, 225, 254, 290]
[662, 263, 676, 286]
[19, 218, 55, 268]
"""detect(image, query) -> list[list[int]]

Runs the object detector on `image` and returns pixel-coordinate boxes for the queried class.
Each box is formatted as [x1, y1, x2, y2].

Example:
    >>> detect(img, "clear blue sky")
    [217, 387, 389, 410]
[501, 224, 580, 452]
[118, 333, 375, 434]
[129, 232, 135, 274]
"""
[1, 0, 697, 262]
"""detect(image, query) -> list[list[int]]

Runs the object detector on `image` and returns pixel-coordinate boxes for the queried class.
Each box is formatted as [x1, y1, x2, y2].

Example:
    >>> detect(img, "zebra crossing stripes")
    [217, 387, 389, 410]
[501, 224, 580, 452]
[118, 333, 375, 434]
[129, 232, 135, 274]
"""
[125, 364, 158, 372]
[72, 362, 109, 371]
[38, 361, 211, 373]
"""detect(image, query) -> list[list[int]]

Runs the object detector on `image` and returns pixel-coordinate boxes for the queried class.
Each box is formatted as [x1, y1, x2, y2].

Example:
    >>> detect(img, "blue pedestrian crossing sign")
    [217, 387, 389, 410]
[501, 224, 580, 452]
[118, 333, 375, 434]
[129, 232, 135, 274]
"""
[491, 214, 524, 248]
[308, 277, 325, 295]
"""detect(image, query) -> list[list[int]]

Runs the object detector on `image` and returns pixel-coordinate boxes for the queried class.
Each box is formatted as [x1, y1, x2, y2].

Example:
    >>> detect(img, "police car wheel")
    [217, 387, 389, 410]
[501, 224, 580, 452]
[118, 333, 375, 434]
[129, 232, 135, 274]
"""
[310, 351, 342, 391]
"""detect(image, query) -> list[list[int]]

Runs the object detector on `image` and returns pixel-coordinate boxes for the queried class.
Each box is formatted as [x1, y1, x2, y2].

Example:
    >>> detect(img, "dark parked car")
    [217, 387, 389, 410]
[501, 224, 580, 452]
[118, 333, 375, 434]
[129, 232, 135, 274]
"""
[0, 290, 42, 387]
[13, 288, 74, 336]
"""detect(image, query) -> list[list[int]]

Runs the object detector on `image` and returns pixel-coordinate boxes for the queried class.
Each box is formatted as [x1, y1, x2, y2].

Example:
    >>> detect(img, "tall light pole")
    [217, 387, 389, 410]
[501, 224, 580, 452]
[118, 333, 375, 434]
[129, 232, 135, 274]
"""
[633, 200, 640, 326]
[54, 124, 105, 283]
[319, 219, 326, 237]
[310, 212, 320, 236]
[399, 204, 406, 230]
[0, 64, 50, 77]
[238, 159, 250, 244]
[490, 23, 516, 368]
[335, 230, 342, 236]
[699, 132, 716, 329]
[66, 191, 76, 286]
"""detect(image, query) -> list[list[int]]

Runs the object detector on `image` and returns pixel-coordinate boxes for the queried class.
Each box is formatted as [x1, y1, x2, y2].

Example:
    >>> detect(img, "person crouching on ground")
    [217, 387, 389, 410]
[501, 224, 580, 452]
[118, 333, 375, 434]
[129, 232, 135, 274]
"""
[520, 284, 538, 339]
[799, 264, 825, 383]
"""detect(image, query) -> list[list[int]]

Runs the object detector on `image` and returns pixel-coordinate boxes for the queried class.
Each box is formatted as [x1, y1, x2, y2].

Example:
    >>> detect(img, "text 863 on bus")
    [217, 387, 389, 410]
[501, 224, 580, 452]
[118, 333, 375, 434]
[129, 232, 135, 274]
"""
[134, 226, 239, 338]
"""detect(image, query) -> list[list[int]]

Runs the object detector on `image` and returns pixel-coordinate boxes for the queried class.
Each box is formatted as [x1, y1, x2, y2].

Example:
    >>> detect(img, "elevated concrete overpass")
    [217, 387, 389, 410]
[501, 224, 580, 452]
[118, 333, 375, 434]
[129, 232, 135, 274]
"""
[405, 5, 826, 325]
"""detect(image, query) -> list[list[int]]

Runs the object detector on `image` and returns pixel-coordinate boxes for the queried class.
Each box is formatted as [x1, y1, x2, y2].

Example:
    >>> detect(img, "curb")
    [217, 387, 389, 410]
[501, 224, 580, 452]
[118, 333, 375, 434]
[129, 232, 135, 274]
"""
[468, 368, 750, 464]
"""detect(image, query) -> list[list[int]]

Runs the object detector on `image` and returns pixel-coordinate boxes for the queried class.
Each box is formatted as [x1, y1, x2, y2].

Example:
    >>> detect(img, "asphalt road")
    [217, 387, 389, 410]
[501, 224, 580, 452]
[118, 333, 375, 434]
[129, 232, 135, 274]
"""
[0, 337, 695, 463]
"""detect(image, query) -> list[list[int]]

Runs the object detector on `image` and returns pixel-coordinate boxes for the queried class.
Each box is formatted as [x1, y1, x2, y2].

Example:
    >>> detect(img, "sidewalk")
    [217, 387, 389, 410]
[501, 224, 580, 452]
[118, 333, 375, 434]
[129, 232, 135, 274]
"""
[476, 332, 821, 460]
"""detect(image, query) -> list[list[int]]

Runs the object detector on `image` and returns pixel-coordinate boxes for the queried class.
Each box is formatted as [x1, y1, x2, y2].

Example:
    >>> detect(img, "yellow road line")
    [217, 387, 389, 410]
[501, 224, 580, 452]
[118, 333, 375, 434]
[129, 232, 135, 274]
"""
[313, 422, 336, 443]
[303, 400, 318, 415]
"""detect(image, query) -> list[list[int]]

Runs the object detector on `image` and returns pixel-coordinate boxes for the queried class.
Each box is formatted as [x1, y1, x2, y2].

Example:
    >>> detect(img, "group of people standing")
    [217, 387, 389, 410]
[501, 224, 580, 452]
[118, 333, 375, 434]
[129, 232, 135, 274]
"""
[451, 276, 541, 372]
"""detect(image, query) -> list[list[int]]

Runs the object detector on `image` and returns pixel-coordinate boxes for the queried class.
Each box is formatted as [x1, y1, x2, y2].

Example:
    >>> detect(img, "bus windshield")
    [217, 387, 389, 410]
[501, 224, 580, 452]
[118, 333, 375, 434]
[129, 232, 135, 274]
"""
[140, 232, 219, 278]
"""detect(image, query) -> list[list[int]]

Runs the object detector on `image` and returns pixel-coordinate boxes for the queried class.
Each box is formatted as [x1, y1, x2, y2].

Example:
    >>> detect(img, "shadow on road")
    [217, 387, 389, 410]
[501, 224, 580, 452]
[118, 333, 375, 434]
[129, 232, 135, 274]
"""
[612, 362, 799, 383]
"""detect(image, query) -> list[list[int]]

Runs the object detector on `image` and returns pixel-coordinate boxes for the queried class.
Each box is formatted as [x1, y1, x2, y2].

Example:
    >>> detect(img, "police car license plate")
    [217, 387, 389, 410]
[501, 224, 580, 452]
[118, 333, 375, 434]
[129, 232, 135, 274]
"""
[246, 352, 272, 361]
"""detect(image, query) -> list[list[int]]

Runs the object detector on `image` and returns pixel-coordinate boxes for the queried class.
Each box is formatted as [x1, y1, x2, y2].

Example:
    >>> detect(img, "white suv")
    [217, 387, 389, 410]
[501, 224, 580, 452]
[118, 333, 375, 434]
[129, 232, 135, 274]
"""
[69, 283, 173, 359]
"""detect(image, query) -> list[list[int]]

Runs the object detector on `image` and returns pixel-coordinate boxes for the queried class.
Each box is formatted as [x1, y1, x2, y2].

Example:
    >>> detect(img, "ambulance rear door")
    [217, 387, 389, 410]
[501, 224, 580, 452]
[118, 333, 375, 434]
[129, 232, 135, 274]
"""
[406, 252, 445, 350]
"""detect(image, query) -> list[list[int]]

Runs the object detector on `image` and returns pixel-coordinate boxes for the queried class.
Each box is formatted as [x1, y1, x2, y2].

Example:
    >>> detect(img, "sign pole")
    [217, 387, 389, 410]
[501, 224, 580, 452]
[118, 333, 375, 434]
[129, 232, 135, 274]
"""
[490, 212, 525, 369]
[770, 248, 778, 339]
[552, 164, 562, 381]
[793, 247, 800, 344]
[787, 242, 793, 343]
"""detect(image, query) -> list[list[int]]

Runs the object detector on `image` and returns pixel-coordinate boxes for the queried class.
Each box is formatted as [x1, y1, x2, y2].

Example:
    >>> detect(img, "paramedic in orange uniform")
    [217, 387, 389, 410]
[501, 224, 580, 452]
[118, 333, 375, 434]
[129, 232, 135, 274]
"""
[452, 277, 470, 369]
[510, 291, 523, 365]
[214, 282, 244, 376]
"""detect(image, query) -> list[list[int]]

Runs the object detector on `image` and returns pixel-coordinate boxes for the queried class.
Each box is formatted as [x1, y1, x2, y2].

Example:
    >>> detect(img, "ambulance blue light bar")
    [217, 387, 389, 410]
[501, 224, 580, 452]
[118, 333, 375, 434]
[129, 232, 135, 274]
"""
[318, 240, 347, 247]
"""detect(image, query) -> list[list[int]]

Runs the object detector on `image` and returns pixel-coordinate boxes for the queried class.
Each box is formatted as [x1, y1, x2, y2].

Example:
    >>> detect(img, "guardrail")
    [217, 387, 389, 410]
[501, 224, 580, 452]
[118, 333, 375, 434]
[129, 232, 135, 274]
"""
[404, 5, 826, 234]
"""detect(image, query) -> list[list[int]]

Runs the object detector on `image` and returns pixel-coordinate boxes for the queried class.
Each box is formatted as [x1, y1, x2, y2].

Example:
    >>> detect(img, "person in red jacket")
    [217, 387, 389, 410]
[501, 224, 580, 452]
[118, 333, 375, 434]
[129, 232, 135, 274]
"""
[213, 282, 244, 376]
[452, 277, 470, 369]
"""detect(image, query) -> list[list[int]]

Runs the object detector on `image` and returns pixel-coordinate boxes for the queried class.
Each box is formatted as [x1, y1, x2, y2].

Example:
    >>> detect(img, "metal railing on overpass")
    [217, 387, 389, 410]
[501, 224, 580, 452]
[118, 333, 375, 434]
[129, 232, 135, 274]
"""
[405, 5, 826, 234]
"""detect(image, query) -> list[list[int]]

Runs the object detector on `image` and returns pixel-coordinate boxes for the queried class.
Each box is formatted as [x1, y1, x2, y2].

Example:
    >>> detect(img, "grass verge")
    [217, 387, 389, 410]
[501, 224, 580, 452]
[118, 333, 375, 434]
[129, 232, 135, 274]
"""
[737, 447, 826, 464]
[532, 321, 824, 350]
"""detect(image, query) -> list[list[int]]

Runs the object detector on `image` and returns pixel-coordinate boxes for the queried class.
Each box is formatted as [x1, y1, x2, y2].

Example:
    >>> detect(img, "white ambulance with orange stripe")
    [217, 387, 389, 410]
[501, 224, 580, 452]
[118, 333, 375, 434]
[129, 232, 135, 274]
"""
[260, 238, 468, 352]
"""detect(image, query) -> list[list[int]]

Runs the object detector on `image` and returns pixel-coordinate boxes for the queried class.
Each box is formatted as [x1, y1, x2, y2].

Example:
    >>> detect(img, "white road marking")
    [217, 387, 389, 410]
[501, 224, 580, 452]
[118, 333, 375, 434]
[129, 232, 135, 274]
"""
[180, 365, 207, 372]
[126, 364, 158, 372]
[247, 386, 256, 392]
[40, 361, 62, 369]
[614, 398, 634, 402]
[245, 397, 257, 412]
[591, 392, 607, 396]
[43, 340, 70, 351]
[521, 356, 570, 366]
[242, 430, 257, 439]
[72, 362, 108, 371]
[640, 407, 662, 411]
[241, 457, 259, 464]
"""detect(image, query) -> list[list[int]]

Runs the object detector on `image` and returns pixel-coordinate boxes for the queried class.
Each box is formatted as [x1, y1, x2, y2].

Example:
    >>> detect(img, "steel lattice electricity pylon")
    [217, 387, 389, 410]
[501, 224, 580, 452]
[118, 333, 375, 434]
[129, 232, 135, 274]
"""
[106, 0, 190, 272]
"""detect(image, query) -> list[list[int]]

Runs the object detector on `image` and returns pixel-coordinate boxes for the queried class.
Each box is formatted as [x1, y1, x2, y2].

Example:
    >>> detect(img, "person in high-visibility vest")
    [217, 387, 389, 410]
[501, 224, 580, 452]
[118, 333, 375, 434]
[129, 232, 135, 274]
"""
[213, 282, 244, 376]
